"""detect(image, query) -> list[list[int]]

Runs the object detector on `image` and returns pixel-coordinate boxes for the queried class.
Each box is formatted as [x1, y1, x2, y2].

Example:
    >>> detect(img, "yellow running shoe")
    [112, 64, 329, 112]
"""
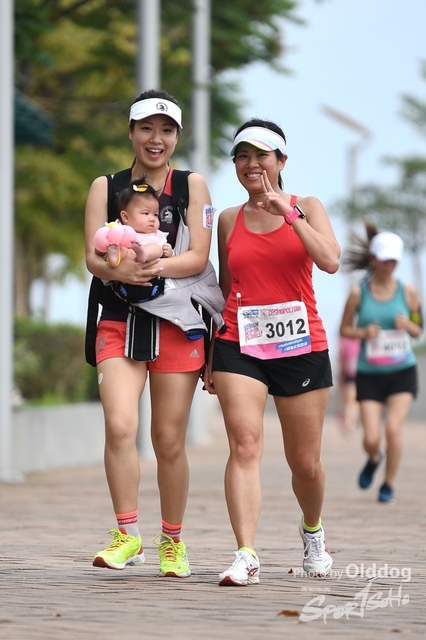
[93, 528, 145, 570]
[153, 533, 191, 578]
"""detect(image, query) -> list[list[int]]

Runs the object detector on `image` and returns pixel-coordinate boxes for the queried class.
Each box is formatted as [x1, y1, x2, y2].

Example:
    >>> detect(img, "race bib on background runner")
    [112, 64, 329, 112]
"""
[366, 329, 410, 366]
[237, 301, 311, 360]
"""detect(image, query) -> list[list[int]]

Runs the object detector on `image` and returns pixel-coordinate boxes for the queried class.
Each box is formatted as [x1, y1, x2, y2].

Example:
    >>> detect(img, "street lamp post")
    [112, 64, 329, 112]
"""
[137, 0, 160, 92]
[188, 0, 212, 445]
[136, 0, 161, 459]
[191, 0, 211, 182]
[320, 105, 373, 296]
[0, 0, 17, 482]
[320, 104, 373, 199]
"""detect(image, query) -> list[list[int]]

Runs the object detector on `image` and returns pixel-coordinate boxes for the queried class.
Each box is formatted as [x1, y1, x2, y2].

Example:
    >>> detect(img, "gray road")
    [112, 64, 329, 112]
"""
[1, 407, 425, 639]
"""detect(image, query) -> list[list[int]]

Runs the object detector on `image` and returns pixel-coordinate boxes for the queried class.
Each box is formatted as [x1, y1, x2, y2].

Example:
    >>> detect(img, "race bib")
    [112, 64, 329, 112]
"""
[237, 301, 311, 360]
[366, 329, 411, 366]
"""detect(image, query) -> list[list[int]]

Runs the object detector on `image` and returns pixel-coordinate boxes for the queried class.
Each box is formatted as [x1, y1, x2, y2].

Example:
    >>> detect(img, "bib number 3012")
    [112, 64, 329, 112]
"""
[237, 300, 312, 360]
[265, 317, 306, 339]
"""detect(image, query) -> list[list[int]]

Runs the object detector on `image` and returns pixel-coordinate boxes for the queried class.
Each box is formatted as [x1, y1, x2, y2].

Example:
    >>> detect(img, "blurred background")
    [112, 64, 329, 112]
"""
[3, 0, 426, 475]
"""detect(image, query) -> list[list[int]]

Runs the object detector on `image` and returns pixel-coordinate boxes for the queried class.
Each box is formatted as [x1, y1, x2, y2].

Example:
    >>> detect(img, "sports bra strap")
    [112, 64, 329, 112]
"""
[163, 167, 173, 196]
[290, 194, 298, 207]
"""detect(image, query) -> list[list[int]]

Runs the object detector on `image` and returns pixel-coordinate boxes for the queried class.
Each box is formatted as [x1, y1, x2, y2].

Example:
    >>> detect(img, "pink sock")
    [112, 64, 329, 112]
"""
[116, 510, 140, 538]
[161, 519, 182, 542]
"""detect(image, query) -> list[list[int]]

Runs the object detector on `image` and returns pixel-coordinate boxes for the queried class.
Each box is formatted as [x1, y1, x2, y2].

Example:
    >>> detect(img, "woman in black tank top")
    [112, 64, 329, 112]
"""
[85, 89, 213, 577]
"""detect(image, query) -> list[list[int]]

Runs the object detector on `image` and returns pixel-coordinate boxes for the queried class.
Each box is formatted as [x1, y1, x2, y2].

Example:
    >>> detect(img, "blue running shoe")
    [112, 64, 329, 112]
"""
[378, 482, 394, 503]
[358, 452, 383, 489]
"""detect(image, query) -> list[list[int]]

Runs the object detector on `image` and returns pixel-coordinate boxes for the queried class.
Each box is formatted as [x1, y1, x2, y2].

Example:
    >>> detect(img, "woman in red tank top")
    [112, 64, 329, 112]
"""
[203, 118, 341, 586]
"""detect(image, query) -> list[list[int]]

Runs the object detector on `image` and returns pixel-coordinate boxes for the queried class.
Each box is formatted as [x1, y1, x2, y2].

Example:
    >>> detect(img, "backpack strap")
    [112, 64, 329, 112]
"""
[108, 168, 133, 221]
[171, 169, 191, 226]
[85, 168, 132, 366]
[84, 272, 104, 366]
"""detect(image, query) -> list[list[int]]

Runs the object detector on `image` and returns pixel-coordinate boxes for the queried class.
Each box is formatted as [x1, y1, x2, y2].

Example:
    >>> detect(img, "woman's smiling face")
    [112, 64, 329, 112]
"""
[234, 144, 286, 192]
[129, 114, 179, 167]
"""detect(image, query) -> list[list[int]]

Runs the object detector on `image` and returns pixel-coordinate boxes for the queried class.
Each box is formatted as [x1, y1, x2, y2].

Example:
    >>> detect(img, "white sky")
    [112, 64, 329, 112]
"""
[42, 0, 426, 357]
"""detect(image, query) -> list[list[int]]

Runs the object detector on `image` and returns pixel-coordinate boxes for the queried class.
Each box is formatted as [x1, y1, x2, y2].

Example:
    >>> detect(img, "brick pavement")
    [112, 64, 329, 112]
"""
[1, 404, 425, 639]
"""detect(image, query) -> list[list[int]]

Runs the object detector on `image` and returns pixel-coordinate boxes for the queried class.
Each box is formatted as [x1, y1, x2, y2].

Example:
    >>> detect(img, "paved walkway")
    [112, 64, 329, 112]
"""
[1, 405, 425, 639]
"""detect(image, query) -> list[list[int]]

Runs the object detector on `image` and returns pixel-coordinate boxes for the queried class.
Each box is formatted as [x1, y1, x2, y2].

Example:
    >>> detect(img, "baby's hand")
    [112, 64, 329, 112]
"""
[162, 243, 173, 258]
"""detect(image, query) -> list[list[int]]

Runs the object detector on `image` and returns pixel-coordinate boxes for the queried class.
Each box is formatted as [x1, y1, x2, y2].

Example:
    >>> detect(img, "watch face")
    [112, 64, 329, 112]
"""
[294, 204, 306, 218]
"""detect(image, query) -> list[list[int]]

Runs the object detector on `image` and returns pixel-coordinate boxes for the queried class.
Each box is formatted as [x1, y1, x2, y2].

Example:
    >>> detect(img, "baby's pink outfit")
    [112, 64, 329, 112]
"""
[135, 230, 167, 248]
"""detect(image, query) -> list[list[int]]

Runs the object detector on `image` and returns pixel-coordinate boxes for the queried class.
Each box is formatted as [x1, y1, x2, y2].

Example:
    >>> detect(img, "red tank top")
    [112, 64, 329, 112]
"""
[158, 168, 178, 247]
[218, 200, 328, 351]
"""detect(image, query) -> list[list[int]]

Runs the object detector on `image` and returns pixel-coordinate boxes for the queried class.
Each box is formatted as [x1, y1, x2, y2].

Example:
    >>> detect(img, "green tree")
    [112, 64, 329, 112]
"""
[14, 0, 312, 315]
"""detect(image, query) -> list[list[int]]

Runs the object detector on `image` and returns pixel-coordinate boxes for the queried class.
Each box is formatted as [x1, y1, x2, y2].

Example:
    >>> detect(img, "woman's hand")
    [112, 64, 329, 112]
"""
[394, 313, 410, 331]
[257, 171, 293, 217]
[113, 254, 163, 286]
[202, 361, 216, 394]
[395, 310, 422, 337]
[364, 322, 380, 340]
[202, 333, 217, 395]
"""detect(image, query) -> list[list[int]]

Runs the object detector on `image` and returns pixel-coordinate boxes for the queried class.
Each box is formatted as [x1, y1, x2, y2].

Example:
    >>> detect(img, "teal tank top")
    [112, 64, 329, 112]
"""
[357, 279, 416, 374]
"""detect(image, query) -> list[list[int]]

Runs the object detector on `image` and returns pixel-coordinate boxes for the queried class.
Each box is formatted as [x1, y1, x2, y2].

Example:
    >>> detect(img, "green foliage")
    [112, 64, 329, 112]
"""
[399, 60, 426, 138]
[15, 146, 87, 274]
[211, 1, 302, 72]
[15, 0, 303, 164]
[14, 318, 99, 404]
[15, 91, 54, 146]
[334, 180, 426, 255]
[14, 0, 307, 314]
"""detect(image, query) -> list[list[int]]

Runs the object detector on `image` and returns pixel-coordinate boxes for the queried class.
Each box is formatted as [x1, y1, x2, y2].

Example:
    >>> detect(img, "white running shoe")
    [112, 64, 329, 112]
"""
[299, 520, 333, 577]
[219, 549, 260, 586]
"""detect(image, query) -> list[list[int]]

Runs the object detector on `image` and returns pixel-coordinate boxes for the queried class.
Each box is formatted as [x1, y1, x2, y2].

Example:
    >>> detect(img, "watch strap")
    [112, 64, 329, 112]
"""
[284, 204, 306, 225]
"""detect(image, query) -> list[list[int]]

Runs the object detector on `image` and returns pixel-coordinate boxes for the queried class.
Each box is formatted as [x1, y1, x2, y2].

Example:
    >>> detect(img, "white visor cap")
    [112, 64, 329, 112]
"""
[230, 126, 287, 157]
[370, 231, 404, 262]
[129, 98, 183, 129]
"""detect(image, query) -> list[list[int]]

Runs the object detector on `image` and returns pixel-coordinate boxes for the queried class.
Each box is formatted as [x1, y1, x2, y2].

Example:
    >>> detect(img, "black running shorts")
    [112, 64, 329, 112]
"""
[212, 338, 333, 397]
[356, 365, 418, 402]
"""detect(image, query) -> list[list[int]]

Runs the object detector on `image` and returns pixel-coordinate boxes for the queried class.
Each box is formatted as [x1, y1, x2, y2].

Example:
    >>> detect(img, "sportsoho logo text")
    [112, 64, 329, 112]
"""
[299, 582, 409, 623]
[295, 563, 411, 623]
